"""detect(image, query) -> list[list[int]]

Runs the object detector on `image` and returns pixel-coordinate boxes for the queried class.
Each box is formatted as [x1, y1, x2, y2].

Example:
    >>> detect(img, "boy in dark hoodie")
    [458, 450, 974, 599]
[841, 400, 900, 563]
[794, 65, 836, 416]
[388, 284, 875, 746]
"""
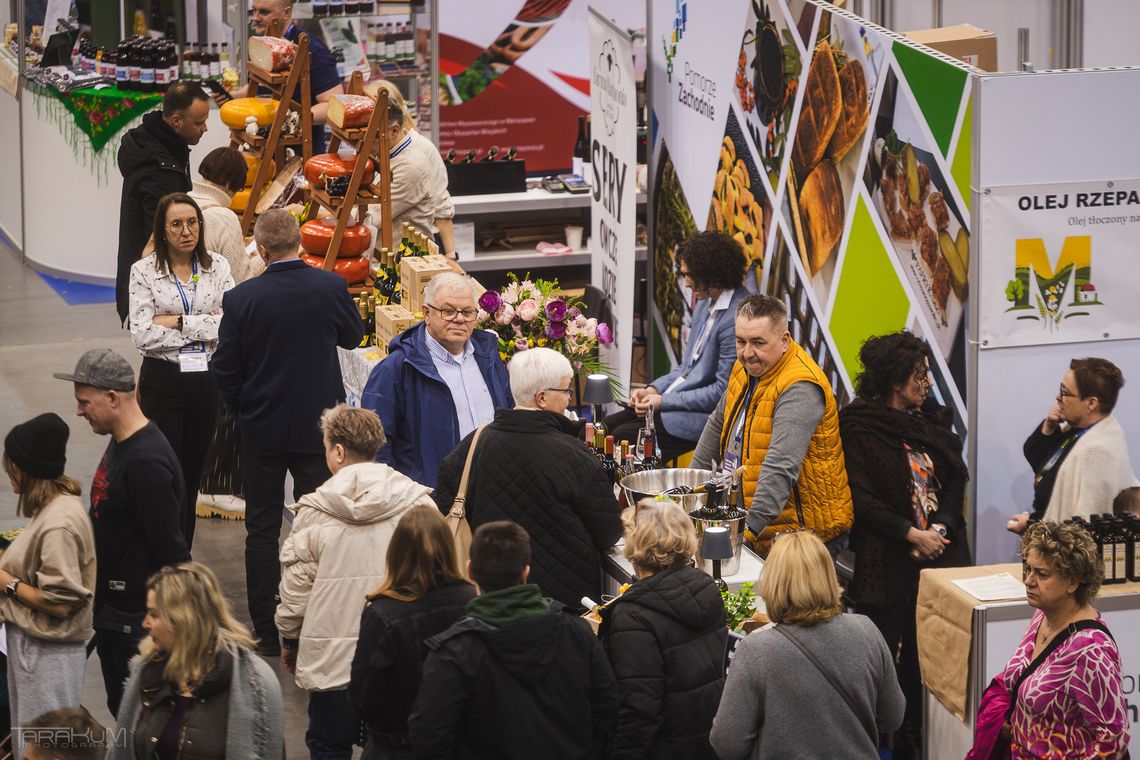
[408, 521, 618, 759]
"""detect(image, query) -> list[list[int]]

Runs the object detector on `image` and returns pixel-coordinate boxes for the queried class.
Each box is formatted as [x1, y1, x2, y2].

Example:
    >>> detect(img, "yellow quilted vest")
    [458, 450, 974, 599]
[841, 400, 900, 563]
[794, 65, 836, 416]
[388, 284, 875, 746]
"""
[718, 340, 853, 555]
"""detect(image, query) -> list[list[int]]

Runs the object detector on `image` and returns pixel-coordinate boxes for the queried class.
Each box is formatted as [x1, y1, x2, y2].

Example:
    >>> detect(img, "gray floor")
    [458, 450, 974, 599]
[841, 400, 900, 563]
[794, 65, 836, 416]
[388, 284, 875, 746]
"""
[0, 244, 330, 758]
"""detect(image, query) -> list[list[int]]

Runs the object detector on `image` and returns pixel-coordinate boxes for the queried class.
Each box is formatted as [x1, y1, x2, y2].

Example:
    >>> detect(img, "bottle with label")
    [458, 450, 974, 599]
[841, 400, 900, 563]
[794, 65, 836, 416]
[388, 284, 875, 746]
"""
[138, 40, 155, 92]
[593, 426, 607, 466]
[603, 436, 618, 485]
[220, 43, 230, 72]
[312, 0, 329, 18]
[572, 115, 587, 176]
[329, 0, 344, 16]
[116, 39, 131, 89]
[357, 298, 369, 347]
[584, 423, 596, 454]
[1125, 515, 1140, 582]
[1090, 515, 1113, 583]
[127, 38, 143, 90]
[638, 405, 661, 470]
[154, 42, 169, 91]
[209, 43, 221, 80]
[385, 24, 397, 64]
[1109, 518, 1128, 584]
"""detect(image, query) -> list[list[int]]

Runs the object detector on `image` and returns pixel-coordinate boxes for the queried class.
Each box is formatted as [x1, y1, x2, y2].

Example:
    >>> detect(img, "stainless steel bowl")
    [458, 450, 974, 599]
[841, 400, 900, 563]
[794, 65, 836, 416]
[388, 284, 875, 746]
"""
[618, 468, 714, 512]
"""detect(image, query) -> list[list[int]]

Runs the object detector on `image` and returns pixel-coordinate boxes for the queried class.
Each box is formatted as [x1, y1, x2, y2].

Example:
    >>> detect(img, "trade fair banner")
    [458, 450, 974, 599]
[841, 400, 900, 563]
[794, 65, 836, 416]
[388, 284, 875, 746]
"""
[589, 9, 637, 397]
[650, 0, 974, 423]
[438, 0, 645, 174]
[978, 180, 1140, 349]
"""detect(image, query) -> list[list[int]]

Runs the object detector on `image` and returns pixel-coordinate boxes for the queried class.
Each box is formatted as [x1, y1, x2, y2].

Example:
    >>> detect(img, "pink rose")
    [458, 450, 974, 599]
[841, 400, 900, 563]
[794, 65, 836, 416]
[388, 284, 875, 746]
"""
[584, 317, 598, 340]
[514, 338, 530, 351]
[596, 322, 613, 345]
[495, 303, 516, 325]
[517, 298, 540, 322]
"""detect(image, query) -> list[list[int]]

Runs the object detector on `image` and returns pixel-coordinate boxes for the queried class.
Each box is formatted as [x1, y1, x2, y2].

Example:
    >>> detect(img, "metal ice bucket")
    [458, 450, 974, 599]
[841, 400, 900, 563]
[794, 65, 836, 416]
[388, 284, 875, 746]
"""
[617, 468, 713, 512]
[689, 511, 747, 577]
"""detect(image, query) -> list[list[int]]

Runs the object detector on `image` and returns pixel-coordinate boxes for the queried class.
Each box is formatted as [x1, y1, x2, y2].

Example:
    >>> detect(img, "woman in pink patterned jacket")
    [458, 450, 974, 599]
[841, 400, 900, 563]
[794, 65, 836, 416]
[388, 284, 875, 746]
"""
[995, 521, 1130, 758]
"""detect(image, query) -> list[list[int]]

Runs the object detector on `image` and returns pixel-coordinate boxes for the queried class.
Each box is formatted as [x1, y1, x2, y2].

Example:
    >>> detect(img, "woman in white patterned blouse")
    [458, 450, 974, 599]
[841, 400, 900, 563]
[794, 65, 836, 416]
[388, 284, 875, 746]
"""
[128, 192, 234, 549]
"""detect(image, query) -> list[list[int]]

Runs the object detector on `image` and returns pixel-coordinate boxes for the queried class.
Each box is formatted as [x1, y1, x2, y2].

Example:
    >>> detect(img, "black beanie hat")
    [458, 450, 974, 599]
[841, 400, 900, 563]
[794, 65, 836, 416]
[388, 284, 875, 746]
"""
[4, 413, 69, 480]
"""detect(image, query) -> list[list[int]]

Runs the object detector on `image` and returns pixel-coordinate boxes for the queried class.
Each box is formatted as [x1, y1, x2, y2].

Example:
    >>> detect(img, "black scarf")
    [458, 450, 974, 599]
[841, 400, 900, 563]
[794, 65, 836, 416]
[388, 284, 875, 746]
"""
[840, 398, 968, 485]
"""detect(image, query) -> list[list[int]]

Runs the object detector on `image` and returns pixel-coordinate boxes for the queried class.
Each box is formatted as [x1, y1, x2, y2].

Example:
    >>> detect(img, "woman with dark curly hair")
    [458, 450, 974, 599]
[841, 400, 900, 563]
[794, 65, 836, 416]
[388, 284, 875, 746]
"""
[969, 522, 1128, 759]
[605, 231, 750, 461]
[837, 331, 970, 760]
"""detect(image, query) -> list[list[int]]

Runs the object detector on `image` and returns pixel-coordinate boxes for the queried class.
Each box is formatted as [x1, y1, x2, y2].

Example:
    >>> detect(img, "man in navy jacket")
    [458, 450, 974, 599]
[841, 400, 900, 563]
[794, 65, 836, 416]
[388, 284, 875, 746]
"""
[211, 209, 362, 652]
[363, 272, 512, 489]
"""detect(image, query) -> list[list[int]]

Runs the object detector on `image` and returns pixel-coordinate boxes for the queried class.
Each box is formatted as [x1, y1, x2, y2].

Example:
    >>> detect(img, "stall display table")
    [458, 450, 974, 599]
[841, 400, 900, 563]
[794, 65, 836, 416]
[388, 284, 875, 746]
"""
[917, 563, 1140, 759]
[603, 541, 765, 597]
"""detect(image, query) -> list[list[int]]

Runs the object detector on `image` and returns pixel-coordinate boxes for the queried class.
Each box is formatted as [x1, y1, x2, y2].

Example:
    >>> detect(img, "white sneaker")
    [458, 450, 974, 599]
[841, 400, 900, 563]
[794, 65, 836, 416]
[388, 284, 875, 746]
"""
[196, 493, 247, 520]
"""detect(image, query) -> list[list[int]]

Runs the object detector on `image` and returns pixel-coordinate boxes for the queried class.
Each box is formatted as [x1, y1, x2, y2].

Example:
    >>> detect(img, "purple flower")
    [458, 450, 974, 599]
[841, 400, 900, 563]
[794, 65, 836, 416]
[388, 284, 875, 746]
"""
[597, 322, 614, 345]
[544, 298, 568, 322]
[478, 290, 503, 313]
[568, 307, 581, 320]
[545, 321, 567, 340]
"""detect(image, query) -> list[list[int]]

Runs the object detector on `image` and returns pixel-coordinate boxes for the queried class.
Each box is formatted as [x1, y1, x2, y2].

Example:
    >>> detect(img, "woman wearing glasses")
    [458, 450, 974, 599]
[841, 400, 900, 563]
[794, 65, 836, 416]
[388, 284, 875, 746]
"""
[432, 347, 623, 610]
[128, 192, 234, 549]
[837, 331, 969, 760]
[1008, 357, 1137, 534]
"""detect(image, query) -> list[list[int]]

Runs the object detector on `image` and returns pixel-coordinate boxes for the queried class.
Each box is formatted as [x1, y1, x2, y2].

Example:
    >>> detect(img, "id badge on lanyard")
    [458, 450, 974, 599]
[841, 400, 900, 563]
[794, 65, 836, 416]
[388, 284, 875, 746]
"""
[174, 262, 207, 372]
[722, 408, 746, 474]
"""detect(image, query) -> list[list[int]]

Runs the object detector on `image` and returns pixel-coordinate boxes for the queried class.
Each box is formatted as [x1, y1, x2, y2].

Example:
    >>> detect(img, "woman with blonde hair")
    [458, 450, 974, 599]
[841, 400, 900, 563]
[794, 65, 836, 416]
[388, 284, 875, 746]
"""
[108, 562, 283, 760]
[711, 531, 904, 760]
[349, 505, 475, 759]
[598, 499, 726, 760]
[1, 414, 96, 760]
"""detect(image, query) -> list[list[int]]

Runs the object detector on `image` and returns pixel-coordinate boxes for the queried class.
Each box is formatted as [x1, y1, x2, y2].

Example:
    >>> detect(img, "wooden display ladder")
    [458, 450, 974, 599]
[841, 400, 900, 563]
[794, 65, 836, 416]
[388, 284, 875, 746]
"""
[305, 71, 394, 294]
[231, 19, 314, 235]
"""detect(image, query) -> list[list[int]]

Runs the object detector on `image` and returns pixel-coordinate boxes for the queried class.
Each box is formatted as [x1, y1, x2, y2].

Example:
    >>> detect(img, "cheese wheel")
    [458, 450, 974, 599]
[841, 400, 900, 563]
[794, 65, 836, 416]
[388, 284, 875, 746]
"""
[249, 36, 297, 72]
[300, 252, 369, 285]
[220, 97, 280, 130]
[229, 189, 251, 213]
[300, 217, 373, 258]
[328, 94, 376, 129]
[242, 154, 276, 187]
[303, 153, 376, 186]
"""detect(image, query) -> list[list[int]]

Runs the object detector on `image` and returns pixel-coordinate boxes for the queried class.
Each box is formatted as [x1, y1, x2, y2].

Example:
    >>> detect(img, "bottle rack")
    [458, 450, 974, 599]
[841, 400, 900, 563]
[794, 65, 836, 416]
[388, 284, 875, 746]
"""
[230, 21, 314, 236]
[304, 71, 394, 294]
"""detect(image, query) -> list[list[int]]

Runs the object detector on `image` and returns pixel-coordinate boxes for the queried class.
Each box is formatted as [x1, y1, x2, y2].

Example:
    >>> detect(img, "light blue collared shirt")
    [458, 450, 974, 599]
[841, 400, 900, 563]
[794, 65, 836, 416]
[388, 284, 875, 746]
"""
[424, 331, 496, 438]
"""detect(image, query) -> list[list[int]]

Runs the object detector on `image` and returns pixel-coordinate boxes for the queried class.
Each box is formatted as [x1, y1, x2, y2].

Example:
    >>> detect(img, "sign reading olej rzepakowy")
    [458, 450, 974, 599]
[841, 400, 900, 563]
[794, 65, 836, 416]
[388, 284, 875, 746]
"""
[979, 180, 1140, 349]
[588, 8, 636, 398]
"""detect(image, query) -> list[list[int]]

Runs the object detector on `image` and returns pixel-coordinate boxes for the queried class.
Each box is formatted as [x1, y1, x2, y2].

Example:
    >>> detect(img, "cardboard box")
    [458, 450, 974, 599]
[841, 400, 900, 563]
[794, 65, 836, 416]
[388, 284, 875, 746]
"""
[904, 24, 997, 72]
[399, 254, 454, 314]
[375, 304, 419, 353]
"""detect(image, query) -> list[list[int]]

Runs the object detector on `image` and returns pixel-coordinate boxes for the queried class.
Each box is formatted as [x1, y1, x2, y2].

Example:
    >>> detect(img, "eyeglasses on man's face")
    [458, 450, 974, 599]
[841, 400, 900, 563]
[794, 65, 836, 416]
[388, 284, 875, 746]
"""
[425, 304, 478, 322]
[544, 387, 573, 397]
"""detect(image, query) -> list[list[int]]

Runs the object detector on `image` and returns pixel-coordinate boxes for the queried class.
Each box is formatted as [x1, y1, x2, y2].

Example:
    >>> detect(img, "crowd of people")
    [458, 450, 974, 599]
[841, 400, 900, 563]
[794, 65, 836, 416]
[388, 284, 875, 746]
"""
[1, 60, 1135, 760]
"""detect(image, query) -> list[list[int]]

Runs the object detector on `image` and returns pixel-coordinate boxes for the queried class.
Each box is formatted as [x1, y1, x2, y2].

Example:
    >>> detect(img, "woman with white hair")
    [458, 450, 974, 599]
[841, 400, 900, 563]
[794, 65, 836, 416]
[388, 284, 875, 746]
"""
[433, 347, 623, 609]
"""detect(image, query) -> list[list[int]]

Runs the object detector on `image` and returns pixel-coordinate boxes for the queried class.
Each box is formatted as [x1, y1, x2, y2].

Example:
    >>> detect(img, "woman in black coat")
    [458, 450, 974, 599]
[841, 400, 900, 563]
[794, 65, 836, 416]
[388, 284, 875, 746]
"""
[838, 332, 970, 760]
[598, 499, 727, 760]
[348, 505, 476, 759]
[433, 347, 623, 609]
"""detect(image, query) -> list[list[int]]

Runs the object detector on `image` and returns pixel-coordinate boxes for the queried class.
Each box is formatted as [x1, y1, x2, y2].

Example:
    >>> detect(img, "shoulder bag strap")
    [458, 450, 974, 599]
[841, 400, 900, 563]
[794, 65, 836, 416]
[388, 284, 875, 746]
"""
[774, 625, 878, 746]
[1005, 619, 1111, 723]
[449, 425, 486, 521]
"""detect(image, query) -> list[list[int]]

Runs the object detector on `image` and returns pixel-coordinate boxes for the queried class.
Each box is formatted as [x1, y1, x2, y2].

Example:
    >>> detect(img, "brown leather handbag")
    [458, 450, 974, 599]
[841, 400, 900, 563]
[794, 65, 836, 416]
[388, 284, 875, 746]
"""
[446, 425, 486, 572]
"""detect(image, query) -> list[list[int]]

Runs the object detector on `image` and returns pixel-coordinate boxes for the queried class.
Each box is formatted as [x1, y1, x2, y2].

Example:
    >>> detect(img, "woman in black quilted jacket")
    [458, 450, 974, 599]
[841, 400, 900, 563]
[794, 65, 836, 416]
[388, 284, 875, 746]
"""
[433, 347, 623, 609]
[598, 499, 727, 760]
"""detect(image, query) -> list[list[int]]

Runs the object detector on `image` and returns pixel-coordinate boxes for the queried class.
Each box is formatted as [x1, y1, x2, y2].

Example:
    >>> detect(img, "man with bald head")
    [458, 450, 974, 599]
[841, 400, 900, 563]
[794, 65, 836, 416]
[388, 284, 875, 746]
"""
[363, 272, 513, 488]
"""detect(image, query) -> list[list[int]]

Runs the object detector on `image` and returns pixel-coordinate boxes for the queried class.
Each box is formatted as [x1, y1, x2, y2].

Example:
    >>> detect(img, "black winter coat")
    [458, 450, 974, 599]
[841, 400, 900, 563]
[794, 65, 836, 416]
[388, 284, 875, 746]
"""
[433, 408, 624, 608]
[347, 579, 476, 741]
[131, 650, 231, 760]
[116, 111, 193, 323]
[599, 565, 727, 760]
[407, 604, 619, 760]
[839, 398, 970, 607]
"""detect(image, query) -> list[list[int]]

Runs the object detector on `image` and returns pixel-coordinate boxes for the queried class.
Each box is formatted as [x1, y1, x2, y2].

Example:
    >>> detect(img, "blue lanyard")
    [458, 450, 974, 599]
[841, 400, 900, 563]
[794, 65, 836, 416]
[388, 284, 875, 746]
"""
[173, 260, 198, 315]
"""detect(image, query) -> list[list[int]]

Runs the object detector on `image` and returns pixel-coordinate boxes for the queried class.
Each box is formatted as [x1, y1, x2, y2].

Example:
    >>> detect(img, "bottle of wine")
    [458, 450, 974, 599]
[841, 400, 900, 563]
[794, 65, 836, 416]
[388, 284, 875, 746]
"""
[615, 440, 631, 485]
[639, 404, 661, 470]
[116, 39, 131, 89]
[209, 43, 221, 80]
[127, 38, 143, 91]
[1108, 517, 1127, 584]
[584, 423, 596, 453]
[572, 115, 587, 176]
[1125, 514, 1140, 582]
[139, 40, 156, 93]
[603, 436, 617, 485]
[593, 426, 607, 466]
[1089, 515, 1111, 583]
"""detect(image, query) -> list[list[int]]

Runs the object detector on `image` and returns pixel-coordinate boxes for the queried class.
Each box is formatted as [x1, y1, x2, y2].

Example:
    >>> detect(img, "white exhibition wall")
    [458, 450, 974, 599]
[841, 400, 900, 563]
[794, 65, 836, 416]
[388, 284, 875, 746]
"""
[971, 67, 1140, 565]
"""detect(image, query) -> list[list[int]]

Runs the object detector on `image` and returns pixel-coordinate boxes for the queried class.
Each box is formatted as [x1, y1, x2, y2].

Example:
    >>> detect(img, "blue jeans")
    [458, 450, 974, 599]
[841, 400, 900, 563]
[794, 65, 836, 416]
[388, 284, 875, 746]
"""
[306, 689, 360, 760]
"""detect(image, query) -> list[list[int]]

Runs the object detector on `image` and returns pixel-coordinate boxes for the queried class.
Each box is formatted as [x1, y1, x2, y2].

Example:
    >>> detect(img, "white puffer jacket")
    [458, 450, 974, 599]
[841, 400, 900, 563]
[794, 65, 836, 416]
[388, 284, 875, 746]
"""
[275, 461, 434, 691]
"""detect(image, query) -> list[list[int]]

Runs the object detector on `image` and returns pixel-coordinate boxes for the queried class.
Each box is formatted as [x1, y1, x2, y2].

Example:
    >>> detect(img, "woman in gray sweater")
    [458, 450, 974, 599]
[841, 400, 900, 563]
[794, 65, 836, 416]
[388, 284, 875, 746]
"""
[710, 531, 904, 759]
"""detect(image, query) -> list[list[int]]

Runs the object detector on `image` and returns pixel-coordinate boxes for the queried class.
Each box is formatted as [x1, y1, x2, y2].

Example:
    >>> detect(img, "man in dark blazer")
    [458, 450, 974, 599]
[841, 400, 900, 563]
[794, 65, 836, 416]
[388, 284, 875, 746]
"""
[211, 209, 363, 653]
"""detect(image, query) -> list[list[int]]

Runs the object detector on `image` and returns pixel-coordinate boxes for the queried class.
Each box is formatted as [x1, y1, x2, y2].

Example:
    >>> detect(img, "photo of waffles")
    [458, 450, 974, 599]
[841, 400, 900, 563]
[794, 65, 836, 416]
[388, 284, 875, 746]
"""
[862, 66, 969, 363]
[707, 108, 773, 286]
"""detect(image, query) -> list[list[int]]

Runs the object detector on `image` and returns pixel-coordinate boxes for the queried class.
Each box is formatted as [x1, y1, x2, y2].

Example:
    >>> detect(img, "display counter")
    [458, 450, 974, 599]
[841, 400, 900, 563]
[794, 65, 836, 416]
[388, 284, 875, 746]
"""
[19, 87, 230, 284]
[917, 563, 1140, 759]
[603, 540, 765, 597]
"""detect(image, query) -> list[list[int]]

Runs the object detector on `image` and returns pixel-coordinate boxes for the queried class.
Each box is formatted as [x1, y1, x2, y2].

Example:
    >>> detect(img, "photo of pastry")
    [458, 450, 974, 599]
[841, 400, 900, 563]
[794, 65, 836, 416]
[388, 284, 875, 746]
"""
[863, 65, 968, 362]
[653, 142, 699, 361]
[783, 9, 882, 312]
[735, 0, 804, 194]
[707, 107, 773, 287]
[765, 220, 851, 406]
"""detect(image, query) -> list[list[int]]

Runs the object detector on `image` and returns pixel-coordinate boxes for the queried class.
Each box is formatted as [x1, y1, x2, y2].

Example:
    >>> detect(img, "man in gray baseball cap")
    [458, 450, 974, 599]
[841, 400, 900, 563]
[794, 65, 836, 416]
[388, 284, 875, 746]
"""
[55, 348, 190, 717]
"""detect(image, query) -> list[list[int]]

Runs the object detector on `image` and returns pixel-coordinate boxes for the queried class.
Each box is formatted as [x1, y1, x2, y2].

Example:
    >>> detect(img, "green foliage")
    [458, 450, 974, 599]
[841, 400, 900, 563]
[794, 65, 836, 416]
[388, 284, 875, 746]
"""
[1005, 278, 1025, 303]
[721, 581, 758, 631]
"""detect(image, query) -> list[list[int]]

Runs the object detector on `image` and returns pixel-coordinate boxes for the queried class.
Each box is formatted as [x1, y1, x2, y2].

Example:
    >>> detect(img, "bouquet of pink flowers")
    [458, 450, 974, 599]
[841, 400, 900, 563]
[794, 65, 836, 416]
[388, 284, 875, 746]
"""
[477, 273, 613, 370]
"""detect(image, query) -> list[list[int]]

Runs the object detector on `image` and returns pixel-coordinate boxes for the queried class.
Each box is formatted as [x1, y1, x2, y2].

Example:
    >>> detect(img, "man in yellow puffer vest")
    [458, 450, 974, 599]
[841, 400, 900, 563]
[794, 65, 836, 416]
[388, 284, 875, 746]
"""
[692, 295, 852, 557]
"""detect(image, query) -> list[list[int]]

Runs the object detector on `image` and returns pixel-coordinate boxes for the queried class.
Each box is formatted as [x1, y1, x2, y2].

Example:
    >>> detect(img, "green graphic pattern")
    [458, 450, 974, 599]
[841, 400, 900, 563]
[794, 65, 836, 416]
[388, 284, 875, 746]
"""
[951, 96, 972, 212]
[892, 42, 968, 157]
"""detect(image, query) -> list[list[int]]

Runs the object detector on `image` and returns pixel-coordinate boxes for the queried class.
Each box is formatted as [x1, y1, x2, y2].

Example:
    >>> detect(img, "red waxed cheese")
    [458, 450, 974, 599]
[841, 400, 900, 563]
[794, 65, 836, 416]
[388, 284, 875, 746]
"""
[301, 252, 369, 284]
[303, 153, 376, 186]
[249, 36, 296, 72]
[328, 94, 376, 129]
[300, 217, 373, 258]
